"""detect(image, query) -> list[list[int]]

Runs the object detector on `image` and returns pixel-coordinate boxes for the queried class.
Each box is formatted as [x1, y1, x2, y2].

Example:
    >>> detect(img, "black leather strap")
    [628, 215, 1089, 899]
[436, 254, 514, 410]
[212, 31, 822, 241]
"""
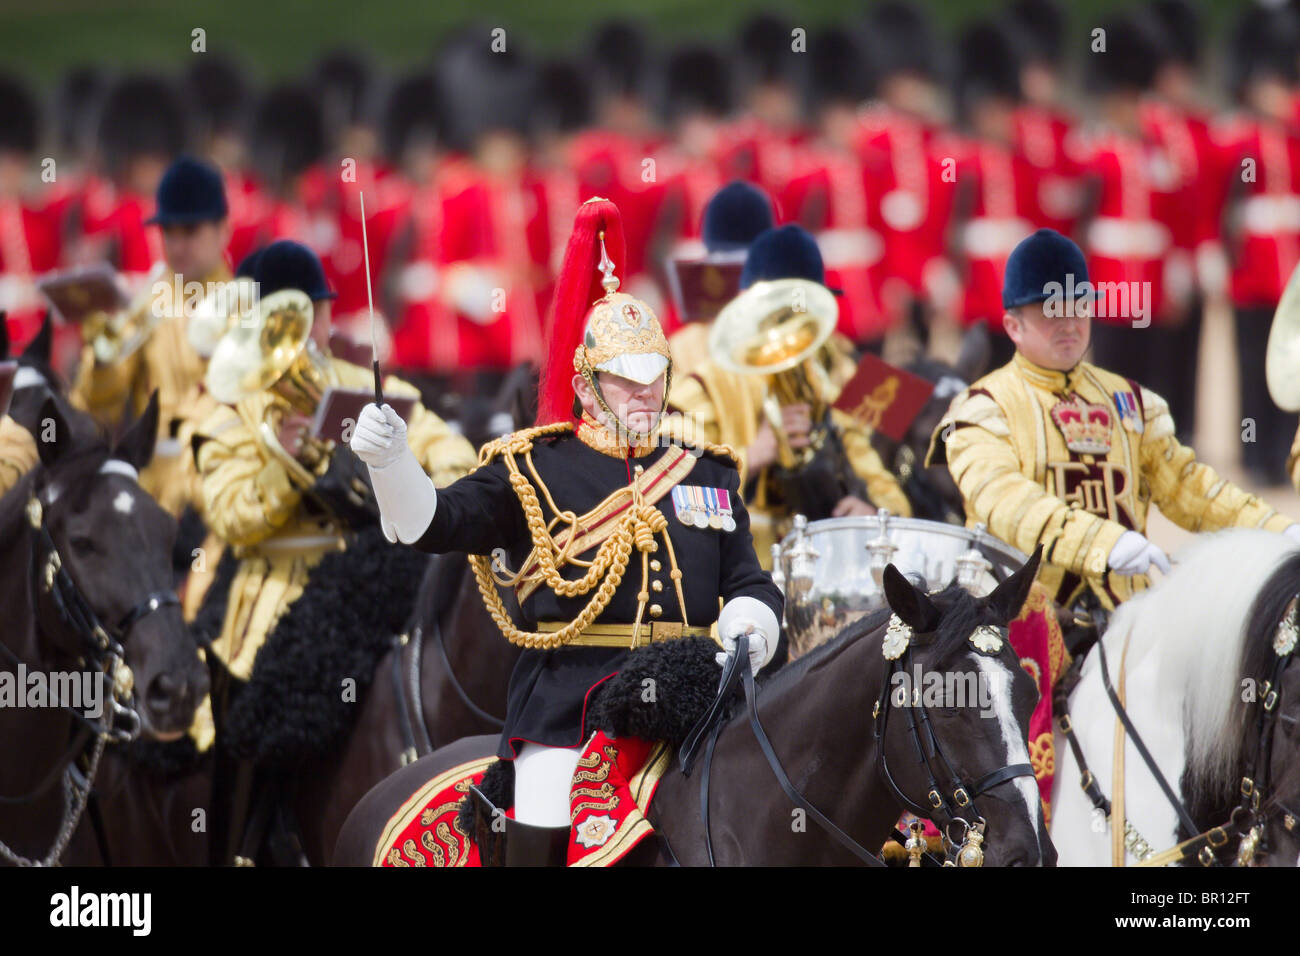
[739, 641, 886, 867]
[1097, 639, 1201, 840]
[431, 617, 505, 729]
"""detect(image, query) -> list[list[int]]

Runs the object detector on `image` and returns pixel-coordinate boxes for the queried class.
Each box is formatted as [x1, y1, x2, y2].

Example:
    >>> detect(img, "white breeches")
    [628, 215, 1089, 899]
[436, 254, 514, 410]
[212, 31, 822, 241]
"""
[513, 743, 583, 827]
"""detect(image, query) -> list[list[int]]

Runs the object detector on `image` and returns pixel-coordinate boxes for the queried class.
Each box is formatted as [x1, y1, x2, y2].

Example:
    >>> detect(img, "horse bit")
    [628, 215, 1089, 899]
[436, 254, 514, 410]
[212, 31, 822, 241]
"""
[0, 491, 177, 866]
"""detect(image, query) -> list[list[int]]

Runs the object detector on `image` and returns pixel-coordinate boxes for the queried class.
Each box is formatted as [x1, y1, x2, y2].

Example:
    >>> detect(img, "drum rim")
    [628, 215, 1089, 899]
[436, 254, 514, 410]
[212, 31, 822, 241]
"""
[776, 515, 1030, 568]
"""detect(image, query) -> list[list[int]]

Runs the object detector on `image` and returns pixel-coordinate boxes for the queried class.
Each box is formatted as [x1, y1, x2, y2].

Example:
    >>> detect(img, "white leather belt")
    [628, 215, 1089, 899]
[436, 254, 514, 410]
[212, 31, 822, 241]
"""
[962, 218, 1034, 258]
[1239, 194, 1300, 235]
[1087, 217, 1171, 259]
[816, 228, 884, 268]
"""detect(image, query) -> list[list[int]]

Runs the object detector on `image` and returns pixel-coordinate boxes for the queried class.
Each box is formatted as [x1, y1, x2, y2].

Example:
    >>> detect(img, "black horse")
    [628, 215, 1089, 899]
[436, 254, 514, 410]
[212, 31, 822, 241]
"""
[334, 547, 1055, 866]
[0, 392, 209, 866]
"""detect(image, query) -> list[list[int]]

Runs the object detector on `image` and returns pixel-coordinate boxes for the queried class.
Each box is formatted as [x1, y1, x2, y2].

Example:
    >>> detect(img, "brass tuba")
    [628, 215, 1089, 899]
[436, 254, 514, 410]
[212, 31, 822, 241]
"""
[84, 261, 170, 365]
[1267, 260, 1300, 412]
[205, 289, 333, 489]
[709, 278, 839, 467]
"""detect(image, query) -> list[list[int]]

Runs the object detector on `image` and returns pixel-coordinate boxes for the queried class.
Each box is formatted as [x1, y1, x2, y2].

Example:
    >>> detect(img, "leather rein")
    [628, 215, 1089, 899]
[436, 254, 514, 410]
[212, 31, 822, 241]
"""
[1054, 605, 1300, 867]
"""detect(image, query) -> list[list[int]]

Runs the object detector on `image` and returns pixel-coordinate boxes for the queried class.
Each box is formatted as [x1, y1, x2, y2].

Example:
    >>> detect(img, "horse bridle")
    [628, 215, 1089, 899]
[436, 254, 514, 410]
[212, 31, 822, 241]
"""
[680, 625, 1036, 867]
[1055, 595, 1300, 867]
[871, 622, 1037, 866]
[0, 490, 177, 866]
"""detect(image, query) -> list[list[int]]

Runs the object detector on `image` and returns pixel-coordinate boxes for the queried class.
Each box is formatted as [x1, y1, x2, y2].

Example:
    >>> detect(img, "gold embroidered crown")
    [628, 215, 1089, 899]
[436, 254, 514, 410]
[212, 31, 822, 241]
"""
[1050, 396, 1112, 455]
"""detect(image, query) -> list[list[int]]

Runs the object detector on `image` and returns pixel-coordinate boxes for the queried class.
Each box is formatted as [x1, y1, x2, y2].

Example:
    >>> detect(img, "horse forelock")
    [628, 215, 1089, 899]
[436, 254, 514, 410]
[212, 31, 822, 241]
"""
[1114, 529, 1300, 804]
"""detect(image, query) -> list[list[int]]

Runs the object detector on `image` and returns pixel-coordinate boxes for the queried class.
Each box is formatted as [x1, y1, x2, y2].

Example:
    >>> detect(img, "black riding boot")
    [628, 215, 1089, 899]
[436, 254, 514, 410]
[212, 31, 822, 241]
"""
[504, 819, 571, 867]
[469, 786, 569, 866]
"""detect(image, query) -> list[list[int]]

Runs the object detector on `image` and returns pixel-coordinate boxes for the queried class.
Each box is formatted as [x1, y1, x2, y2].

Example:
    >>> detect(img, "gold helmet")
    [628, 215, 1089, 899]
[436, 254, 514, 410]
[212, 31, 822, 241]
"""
[539, 198, 671, 441]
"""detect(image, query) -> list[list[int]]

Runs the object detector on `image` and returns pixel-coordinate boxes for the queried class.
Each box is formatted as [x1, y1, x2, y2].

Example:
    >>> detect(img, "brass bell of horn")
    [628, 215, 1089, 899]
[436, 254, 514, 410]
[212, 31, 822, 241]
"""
[1266, 259, 1300, 412]
[708, 278, 838, 469]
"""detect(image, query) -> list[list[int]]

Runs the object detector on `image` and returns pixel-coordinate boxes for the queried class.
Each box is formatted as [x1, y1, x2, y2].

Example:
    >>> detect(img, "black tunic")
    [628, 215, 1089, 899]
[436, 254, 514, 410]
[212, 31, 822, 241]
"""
[413, 431, 783, 758]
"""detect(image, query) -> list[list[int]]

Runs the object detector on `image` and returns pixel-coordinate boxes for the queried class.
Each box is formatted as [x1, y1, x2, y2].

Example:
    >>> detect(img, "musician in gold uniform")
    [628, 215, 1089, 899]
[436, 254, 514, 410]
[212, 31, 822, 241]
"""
[667, 224, 910, 565]
[70, 156, 233, 516]
[192, 240, 476, 687]
[927, 229, 1300, 616]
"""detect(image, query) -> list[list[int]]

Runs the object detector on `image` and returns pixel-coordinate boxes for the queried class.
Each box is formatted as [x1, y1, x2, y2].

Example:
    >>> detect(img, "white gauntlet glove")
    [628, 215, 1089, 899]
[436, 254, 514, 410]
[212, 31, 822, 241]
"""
[715, 596, 781, 676]
[1107, 530, 1171, 577]
[349, 403, 436, 544]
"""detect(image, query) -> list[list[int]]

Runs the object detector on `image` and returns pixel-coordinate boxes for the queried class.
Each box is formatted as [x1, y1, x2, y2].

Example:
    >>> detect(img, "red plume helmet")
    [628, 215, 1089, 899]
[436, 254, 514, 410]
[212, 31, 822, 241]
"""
[535, 198, 628, 426]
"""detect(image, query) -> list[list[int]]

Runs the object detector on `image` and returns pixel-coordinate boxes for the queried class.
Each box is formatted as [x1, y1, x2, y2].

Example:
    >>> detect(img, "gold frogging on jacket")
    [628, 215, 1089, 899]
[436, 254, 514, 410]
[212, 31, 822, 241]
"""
[928, 352, 1294, 611]
[185, 357, 477, 750]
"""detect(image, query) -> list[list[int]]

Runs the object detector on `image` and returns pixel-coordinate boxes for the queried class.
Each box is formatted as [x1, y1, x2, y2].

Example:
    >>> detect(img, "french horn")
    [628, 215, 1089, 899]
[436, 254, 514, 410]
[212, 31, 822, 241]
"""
[205, 288, 333, 490]
[709, 277, 839, 467]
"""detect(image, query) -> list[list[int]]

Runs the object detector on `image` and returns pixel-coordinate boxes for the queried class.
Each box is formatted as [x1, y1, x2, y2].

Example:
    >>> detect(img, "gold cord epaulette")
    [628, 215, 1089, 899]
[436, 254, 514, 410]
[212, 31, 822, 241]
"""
[473, 421, 574, 470]
[467, 423, 692, 652]
[694, 440, 740, 469]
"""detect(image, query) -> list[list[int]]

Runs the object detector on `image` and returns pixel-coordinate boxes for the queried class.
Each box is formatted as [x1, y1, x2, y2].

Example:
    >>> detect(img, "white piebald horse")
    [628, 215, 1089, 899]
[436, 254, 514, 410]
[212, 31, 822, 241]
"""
[1051, 529, 1300, 866]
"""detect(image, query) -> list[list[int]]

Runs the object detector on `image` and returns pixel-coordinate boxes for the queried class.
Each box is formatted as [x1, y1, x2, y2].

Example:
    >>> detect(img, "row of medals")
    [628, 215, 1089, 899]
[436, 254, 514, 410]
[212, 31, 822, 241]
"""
[678, 496, 736, 532]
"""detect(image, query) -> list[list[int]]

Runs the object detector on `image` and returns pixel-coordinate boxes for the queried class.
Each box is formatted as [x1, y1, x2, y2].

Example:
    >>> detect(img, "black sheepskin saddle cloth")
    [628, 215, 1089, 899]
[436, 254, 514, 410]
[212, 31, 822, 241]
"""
[458, 635, 722, 833]
[222, 525, 430, 767]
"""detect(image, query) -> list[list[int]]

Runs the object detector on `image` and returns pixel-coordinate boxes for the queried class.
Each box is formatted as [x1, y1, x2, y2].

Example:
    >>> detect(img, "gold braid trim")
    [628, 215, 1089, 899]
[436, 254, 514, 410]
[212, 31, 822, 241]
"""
[468, 422, 676, 650]
[694, 440, 741, 468]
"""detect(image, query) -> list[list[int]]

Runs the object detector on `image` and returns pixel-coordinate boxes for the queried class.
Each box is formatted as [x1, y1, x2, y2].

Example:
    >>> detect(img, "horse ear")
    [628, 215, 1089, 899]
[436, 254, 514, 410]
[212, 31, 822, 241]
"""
[113, 390, 159, 472]
[21, 312, 53, 366]
[883, 563, 942, 633]
[35, 395, 71, 469]
[954, 321, 992, 381]
[985, 545, 1044, 624]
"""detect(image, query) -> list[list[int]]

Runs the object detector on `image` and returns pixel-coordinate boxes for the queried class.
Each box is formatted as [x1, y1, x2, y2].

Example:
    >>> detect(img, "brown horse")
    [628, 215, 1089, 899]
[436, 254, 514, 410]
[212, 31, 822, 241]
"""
[334, 548, 1055, 866]
[0, 392, 209, 866]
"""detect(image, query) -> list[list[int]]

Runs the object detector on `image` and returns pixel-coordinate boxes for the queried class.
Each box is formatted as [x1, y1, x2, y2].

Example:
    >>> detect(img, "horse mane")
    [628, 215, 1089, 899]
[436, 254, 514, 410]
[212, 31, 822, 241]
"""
[766, 605, 892, 690]
[1112, 529, 1300, 808]
[766, 581, 985, 692]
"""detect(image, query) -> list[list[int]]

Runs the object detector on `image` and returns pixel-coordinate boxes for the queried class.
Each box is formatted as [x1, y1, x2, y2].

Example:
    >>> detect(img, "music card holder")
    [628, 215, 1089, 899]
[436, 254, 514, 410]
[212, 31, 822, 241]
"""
[665, 253, 746, 324]
[832, 352, 936, 443]
[312, 386, 416, 444]
[0, 361, 16, 419]
[37, 264, 130, 325]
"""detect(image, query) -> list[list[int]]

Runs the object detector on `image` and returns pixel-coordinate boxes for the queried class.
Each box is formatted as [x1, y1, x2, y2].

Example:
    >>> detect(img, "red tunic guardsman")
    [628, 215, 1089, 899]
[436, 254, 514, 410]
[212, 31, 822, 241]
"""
[1006, 0, 1086, 237]
[0, 73, 63, 352]
[1077, 13, 1191, 432]
[951, 20, 1039, 369]
[854, 2, 958, 341]
[1219, 4, 1300, 486]
[782, 28, 888, 349]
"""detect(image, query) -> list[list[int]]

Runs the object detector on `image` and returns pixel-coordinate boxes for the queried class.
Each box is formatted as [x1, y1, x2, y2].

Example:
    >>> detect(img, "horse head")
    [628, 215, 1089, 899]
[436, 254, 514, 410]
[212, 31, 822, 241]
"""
[28, 391, 208, 740]
[1223, 543, 1300, 866]
[878, 543, 1054, 866]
